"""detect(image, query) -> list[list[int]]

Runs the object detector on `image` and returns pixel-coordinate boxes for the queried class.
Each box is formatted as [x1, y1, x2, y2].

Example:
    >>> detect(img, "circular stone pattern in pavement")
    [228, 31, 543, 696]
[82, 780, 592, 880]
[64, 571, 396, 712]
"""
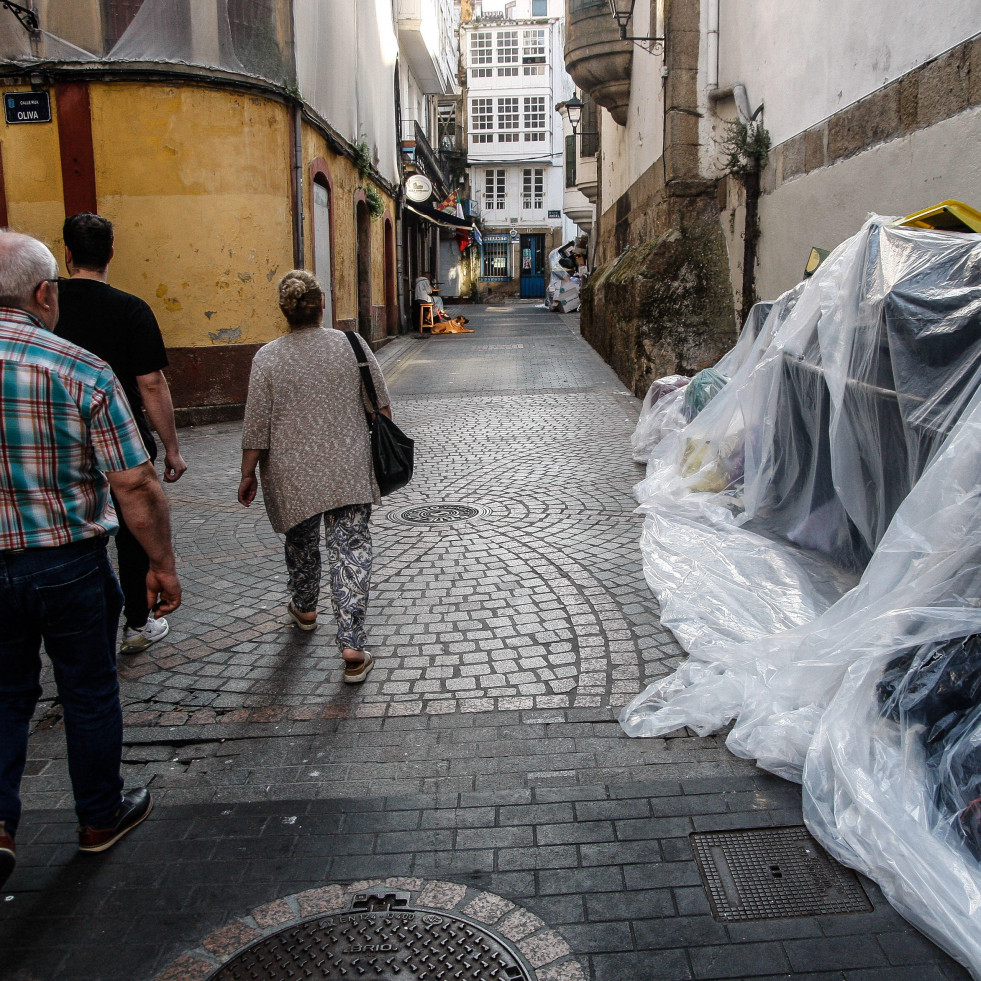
[153, 878, 585, 981]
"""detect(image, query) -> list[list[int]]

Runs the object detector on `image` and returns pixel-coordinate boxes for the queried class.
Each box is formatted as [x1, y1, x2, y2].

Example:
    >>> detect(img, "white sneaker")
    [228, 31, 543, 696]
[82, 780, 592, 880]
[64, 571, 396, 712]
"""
[119, 617, 170, 654]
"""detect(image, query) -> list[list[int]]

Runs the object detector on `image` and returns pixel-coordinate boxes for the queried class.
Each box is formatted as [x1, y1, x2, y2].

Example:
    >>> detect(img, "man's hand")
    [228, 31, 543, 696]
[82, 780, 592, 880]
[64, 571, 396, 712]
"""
[146, 567, 182, 616]
[162, 450, 188, 483]
[108, 460, 181, 614]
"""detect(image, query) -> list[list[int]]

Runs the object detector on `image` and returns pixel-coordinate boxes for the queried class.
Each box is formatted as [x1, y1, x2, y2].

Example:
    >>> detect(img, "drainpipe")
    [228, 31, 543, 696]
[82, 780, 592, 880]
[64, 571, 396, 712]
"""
[707, 0, 719, 92]
[705, 0, 753, 125]
[704, 0, 762, 324]
[290, 103, 304, 268]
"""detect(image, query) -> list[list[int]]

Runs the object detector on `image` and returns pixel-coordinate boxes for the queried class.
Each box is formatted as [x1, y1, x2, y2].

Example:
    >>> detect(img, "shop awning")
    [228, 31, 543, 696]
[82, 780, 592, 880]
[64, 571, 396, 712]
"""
[405, 199, 473, 230]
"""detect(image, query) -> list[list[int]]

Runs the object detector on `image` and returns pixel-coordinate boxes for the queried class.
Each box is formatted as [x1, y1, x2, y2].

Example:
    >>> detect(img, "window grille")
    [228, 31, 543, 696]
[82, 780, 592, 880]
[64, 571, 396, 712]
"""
[523, 96, 546, 142]
[471, 98, 493, 132]
[522, 168, 544, 209]
[522, 29, 545, 65]
[497, 31, 518, 64]
[481, 234, 511, 281]
[498, 97, 519, 132]
[470, 31, 493, 64]
[484, 169, 506, 209]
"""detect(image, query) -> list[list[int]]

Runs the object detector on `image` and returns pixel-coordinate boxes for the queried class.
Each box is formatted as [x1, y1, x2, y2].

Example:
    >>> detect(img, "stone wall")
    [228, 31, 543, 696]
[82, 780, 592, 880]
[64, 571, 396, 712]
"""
[582, 193, 736, 397]
[580, 0, 738, 398]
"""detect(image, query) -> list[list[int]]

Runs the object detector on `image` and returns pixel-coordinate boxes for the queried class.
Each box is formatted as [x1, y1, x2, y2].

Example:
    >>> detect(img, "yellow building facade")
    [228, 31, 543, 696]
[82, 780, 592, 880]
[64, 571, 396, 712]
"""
[0, 1, 399, 418]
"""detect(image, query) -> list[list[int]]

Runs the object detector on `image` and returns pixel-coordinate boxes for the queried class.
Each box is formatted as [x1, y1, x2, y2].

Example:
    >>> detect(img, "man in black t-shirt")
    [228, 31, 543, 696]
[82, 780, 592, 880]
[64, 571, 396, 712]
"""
[57, 213, 187, 655]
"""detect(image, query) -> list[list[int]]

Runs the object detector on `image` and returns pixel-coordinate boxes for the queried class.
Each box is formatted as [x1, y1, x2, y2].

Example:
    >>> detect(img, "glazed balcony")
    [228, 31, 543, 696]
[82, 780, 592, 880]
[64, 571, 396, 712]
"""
[564, 0, 632, 125]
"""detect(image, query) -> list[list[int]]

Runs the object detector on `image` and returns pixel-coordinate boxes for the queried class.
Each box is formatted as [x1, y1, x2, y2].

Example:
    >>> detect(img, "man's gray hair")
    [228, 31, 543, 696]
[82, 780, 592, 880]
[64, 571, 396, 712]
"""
[0, 231, 58, 308]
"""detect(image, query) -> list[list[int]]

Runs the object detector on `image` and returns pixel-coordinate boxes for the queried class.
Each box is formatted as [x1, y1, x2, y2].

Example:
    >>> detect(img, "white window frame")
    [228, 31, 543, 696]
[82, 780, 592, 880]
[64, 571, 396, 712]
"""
[523, 96, 546, 142]
[484, 169, 506, 210]
[522, 168, 544, 210]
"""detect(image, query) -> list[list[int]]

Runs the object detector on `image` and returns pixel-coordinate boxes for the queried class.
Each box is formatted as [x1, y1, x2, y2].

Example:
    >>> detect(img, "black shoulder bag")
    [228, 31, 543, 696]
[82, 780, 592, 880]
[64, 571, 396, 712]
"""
[344, 331, 414, 496]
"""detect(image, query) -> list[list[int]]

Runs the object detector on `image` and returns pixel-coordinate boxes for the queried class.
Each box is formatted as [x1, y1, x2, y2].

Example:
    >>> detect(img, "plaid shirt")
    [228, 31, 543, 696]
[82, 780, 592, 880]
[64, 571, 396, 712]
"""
[0, 307, 149, 551]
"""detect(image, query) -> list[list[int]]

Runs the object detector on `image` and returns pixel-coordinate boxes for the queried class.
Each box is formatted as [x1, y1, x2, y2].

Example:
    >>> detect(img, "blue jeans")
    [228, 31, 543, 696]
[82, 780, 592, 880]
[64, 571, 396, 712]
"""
[0, 537, 125, 835]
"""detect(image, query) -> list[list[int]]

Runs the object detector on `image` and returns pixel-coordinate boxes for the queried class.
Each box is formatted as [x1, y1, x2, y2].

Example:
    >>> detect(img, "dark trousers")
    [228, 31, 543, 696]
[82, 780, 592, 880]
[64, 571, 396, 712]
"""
[111, 490, 151, 629]
[0, 537, 124, 834]
[111, 437, 156, 629]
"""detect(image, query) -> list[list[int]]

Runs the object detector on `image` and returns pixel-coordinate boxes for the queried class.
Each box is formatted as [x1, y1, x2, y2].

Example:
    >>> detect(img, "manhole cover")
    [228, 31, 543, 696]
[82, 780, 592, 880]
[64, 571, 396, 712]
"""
[391, 504, 484, 525]
[207, 891, 535, 980]
[690, 826, 872, 922]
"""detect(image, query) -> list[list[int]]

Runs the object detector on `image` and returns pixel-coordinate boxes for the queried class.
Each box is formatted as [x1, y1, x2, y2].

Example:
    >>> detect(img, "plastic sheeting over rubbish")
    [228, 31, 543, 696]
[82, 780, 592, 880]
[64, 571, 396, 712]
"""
[621, 216, 981, 976]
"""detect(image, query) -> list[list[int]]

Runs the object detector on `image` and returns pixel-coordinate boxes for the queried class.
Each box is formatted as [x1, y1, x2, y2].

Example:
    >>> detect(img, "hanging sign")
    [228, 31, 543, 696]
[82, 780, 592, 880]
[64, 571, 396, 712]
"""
[405, 174, 434, 202]
[4, 91, 51, 124]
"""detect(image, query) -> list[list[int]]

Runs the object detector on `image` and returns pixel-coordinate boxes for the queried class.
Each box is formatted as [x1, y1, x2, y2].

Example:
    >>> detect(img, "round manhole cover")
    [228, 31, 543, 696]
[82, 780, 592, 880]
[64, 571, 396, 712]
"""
[391, 504, 485, 525]
[207, 891, 534, 980]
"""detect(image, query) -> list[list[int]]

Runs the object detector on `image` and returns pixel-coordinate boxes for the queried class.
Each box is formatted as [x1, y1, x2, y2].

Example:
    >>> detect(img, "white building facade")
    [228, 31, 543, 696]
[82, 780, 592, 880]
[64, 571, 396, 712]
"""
[564, 0, 981, 396]
[462, 0, 577, 297]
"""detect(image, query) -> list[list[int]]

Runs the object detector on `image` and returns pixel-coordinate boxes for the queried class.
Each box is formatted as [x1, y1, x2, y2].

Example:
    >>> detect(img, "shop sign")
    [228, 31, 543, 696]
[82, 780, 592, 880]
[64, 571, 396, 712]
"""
[405, 174, 433, 202]
[4, 91, 51, 124]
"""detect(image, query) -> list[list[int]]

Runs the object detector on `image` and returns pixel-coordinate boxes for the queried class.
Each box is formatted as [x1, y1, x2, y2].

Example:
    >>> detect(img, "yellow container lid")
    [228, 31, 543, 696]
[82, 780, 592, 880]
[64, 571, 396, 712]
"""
[896, 200, 981, 233]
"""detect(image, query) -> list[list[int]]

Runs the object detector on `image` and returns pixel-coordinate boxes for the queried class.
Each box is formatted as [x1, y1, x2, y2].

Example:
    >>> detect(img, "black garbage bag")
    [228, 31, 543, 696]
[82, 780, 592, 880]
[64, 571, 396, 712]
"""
[876, 635, 981, 741]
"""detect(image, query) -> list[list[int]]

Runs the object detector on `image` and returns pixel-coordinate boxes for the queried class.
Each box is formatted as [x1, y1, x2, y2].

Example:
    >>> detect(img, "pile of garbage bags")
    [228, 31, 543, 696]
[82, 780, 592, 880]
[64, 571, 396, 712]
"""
[622, 216, 981, 975]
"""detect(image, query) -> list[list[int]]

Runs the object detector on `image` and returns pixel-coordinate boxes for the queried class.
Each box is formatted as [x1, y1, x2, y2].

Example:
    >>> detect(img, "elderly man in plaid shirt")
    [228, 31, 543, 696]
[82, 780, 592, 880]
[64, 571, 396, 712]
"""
[0, 231, 181, 889]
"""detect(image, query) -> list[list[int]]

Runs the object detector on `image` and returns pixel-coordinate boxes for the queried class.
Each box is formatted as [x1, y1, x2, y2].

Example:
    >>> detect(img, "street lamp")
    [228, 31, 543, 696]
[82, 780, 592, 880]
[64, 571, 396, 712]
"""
[607, 0, 664, 54]
[565, 96, 599, 157]
[565, 96, 598, 138]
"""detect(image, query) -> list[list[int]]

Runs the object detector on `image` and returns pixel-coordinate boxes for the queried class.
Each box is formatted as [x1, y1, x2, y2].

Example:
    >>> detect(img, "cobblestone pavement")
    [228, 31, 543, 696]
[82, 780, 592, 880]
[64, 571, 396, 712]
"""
[1, 302, 970, 981]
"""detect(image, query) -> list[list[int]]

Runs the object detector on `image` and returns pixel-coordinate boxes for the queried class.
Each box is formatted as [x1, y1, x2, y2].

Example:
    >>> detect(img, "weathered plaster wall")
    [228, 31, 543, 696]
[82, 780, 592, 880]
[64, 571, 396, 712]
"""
[87, 83, 293, 351]
[754, 105, 981, 300]
[717, 0, 979, 147]
[2, 87, 65, 240]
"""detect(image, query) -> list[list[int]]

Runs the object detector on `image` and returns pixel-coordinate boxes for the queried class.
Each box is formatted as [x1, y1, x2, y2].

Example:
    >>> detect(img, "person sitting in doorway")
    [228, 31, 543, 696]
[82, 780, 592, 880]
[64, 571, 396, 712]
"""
[414, 274, 468, 329]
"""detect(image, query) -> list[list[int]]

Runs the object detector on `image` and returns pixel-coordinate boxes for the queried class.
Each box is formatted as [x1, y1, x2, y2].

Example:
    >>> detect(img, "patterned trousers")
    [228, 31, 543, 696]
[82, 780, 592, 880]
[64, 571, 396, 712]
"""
[284, 504, 372, 652]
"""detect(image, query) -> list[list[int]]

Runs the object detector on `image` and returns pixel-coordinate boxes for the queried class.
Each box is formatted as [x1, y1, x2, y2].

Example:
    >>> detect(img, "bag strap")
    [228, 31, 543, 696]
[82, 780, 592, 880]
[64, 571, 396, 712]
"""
[344, 330, 379, 413]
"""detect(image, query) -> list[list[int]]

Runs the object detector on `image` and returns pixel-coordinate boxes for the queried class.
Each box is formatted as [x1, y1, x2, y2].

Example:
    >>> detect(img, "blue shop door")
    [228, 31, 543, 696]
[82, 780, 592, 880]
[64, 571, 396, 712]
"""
[519, 233, 546, 298]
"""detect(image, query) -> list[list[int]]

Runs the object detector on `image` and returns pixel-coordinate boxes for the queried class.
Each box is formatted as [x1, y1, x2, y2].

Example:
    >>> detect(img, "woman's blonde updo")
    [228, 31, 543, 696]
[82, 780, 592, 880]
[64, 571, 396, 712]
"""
[278, 269, 324, 328]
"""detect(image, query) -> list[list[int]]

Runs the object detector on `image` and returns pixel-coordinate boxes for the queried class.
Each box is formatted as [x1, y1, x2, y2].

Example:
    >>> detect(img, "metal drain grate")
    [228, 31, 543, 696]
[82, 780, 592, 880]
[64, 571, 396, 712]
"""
[391, 504, 484, 525]
[207, 891, 534, 980]
[690, 826, 872, 922]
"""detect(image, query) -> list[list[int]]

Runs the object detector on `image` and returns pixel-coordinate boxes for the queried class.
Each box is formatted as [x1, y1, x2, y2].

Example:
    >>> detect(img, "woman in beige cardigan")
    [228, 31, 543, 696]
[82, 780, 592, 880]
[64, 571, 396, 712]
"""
[237, 270, 391, 683]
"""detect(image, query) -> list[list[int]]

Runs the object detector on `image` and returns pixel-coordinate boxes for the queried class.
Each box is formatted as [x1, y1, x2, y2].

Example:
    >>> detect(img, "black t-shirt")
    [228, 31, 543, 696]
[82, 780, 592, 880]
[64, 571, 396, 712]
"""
[56, 278, 168, 454]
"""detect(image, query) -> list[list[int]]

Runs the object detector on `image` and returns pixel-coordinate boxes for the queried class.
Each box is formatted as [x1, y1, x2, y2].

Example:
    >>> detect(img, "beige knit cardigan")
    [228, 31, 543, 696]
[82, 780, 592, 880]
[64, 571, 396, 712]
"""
[241, 326, 391, 533]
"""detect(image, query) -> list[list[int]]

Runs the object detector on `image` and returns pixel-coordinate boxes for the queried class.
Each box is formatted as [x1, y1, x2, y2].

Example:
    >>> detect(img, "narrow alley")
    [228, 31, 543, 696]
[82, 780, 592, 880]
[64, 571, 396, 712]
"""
[1, 303, 968, 981]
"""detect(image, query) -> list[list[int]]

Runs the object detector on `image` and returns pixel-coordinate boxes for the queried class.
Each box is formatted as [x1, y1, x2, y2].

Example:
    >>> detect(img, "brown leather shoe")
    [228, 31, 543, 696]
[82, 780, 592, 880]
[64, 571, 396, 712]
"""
[78, 788, 153, 853]
[0, 822, 14, 889]
[343, 651, 373, 684]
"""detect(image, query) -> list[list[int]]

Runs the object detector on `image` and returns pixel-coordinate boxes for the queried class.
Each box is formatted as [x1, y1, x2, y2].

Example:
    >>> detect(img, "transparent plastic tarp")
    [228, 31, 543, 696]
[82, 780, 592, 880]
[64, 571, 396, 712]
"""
[629, 293, 794, 465]
[621, 217, 981, 975]
[0, 1, 294, 85]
